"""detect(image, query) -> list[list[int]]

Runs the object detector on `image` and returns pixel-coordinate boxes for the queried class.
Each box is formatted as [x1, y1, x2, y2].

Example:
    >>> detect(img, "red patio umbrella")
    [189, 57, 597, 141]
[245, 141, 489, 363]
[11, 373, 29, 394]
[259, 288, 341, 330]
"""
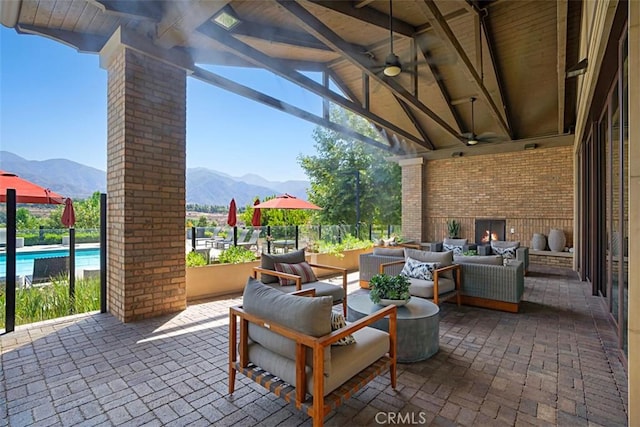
[253, 193, 321, 210]
[251, 198, 261, 227]
[227, 198, 237, 227]
[61, 198, 76, 228]
[0, 171, 65, 204]
[0, 170, 76, 226]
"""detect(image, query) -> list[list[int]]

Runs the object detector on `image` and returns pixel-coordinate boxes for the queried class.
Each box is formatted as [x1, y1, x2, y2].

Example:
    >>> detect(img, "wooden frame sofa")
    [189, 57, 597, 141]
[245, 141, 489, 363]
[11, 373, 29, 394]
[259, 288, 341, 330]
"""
[229, 278, 397, 427]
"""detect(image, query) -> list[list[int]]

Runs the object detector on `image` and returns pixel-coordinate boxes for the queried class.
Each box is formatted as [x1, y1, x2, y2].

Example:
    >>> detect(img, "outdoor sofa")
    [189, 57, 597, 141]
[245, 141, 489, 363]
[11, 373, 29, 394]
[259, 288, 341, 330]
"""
[370, 247, 524, 312]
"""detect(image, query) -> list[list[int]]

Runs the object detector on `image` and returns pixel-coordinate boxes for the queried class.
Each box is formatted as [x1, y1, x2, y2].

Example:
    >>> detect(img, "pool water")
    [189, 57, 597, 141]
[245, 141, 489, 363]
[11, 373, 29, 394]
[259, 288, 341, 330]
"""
[0, 248, 101, 278]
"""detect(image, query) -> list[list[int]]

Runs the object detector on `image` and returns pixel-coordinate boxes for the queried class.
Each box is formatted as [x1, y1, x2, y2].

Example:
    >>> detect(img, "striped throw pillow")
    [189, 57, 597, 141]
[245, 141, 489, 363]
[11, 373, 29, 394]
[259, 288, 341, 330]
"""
[330, 311, 356, 346]
[273, 261, 318, 286]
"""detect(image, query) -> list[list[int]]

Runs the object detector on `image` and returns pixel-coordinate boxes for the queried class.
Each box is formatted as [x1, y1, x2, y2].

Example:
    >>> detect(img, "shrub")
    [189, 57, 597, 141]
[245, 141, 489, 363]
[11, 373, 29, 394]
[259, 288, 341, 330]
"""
[186, 251, 207, 267]
[217, 246, 257, 264]
[369, 274, 410, 304]
[0, 276, 100, 328]
[309, 234, 373, 257]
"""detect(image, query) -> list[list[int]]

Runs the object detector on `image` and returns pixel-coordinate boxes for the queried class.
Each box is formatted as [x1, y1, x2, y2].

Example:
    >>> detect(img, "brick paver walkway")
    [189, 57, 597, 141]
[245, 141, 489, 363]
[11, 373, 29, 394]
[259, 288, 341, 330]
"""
[0, 266, 628, 426]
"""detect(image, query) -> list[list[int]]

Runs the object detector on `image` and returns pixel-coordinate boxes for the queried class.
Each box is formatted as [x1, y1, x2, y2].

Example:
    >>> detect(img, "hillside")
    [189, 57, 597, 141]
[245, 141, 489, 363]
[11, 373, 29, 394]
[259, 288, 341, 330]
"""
[0, 151, 309, 206]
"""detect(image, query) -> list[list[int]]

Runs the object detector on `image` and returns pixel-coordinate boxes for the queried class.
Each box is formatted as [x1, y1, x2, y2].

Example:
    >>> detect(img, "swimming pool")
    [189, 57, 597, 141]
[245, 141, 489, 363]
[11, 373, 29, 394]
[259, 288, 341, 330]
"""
[0, 248, 101, 278]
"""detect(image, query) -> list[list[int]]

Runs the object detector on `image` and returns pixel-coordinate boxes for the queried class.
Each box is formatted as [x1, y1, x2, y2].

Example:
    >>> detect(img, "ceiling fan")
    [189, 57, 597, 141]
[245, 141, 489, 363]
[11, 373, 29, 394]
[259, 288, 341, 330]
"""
[369, 0, 415, 77]
[461, 97, 505, 146]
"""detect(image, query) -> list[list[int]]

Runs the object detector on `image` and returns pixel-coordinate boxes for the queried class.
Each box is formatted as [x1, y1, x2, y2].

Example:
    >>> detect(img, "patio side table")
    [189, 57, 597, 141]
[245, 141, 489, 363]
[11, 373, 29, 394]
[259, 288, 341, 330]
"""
[347, 294, 439, 363]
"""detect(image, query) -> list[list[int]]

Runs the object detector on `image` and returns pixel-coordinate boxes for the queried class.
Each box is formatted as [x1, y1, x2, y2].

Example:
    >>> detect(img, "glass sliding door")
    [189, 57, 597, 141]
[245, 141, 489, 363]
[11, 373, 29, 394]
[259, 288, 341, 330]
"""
[619, 33, 628, 355]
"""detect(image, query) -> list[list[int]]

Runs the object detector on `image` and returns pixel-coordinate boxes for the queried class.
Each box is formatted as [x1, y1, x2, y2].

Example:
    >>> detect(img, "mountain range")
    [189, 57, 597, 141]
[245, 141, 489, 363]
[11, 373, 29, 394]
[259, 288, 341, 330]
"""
[0, 151, 309, 206]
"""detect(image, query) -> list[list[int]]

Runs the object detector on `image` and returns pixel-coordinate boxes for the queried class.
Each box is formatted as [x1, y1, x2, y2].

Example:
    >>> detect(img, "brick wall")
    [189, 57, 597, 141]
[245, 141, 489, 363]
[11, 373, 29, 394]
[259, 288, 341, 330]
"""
[415, 146, 574, 250]
[106, 48, 187, 322]
[400, 158, 427, 243]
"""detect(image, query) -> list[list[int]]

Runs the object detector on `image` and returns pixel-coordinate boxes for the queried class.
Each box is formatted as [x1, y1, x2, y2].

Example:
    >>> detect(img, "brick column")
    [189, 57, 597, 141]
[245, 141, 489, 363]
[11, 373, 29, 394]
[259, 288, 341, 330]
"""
[101, 32, 187, 322]
[399, 158, 427, 243]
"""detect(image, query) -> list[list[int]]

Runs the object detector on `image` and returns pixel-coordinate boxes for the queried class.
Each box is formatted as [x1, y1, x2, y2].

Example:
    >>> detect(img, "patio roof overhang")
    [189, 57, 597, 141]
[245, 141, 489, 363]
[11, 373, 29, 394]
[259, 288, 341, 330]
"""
[0, 0, 580, 157]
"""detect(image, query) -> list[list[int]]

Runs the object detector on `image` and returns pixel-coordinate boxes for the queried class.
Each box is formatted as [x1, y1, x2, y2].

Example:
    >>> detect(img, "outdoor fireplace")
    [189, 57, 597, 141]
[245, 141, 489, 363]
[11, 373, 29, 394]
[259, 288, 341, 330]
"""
[475, 219, 506, 244]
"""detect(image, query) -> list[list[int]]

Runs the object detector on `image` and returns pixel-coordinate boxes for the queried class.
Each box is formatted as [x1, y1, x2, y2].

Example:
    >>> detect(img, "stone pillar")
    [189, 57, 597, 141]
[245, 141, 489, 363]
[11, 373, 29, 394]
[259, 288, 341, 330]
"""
[628, 1, 639, 424]
[399, 158, 427, 243]
[100, 29, 188, 322]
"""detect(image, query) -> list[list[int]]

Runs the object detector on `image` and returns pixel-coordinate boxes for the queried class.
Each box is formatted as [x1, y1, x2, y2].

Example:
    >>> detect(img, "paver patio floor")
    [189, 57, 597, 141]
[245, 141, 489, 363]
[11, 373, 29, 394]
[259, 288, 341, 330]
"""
[0, 265, 628, 426]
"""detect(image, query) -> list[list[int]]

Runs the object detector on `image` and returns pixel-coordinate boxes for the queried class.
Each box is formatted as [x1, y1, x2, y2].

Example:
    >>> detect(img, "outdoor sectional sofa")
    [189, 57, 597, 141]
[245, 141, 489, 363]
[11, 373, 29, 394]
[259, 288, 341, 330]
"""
[361, 247, 525, 313]
[358, 246, 405, 288]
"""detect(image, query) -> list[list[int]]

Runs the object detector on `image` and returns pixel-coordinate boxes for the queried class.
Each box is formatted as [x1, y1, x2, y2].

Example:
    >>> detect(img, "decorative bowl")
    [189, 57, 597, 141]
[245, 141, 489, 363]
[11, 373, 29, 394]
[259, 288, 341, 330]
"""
[378, 297, 411, 307]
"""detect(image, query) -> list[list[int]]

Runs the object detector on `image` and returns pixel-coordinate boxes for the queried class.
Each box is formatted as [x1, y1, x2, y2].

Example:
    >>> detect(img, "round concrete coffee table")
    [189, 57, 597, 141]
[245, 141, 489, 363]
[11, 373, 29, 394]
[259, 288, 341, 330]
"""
[347, 294, 439, 363]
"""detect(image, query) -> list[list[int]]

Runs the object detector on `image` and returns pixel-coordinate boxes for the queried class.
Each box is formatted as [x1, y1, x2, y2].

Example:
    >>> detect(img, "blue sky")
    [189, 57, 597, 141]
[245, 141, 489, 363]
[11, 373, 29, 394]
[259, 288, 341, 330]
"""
[0, 27, 325, 182]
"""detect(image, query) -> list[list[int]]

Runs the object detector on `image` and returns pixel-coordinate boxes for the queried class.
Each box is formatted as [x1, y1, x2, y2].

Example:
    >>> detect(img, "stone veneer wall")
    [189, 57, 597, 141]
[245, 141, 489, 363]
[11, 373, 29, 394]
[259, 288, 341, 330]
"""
[419, 146, 574, 257]
[105, 48, 187, 322]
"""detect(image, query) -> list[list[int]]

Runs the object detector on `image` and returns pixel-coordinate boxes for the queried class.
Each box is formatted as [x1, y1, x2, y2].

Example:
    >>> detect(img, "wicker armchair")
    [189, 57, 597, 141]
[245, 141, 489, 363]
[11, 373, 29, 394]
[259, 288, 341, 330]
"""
[458, 260, 525, 312]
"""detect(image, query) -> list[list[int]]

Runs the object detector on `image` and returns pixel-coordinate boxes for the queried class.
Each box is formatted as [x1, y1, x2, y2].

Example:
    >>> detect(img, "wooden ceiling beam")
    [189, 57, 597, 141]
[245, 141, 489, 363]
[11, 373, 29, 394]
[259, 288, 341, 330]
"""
[277, 0, 461, 141]
[354, 0, 376, 9]
[557, 0, 568, 134]
[17, 24, 108, 53]
[480, 11, 514, 138]
[191, 66, 395, 152]
[155, 1, 229, 48]
[87, 0, 162, 21]
[308, 0, 416, 37]
[419, 45, 465, 133]
[188, 48, 326, 71]
[416, 0, 512, 138]
[196, 20, 427, 148]
[232, 20, 367, 54]
[396, 99, 435, 150]
[327, 70, 395, 148]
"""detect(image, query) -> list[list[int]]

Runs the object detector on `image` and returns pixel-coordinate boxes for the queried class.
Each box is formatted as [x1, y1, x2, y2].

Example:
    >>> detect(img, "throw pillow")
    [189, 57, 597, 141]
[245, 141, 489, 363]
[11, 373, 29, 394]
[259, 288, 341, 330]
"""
[260, 249, 306, 284]
[443, 243, 464, 255]
[491, 241, 520, 259]
[400, 257, 440, 281]
[273, 261, 317, 286]
[330, 311, 356, 346]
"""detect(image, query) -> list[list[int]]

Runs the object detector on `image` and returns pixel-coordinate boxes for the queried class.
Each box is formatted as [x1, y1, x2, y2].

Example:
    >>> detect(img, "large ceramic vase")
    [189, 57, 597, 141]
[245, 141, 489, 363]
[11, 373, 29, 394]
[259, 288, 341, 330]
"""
[548, 229, 566, 252]
[531, 233, 547, 251]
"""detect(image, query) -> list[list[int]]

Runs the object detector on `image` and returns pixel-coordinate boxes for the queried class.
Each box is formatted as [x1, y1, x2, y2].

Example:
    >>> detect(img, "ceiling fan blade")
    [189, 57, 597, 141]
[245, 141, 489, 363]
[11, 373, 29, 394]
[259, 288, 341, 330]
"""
[461, 132, 474, 139]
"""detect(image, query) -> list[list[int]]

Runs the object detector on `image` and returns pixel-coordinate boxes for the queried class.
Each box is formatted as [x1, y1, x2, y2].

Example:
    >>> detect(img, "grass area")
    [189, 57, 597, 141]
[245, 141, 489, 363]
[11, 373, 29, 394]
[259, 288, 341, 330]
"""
[0, 276, 100, 329]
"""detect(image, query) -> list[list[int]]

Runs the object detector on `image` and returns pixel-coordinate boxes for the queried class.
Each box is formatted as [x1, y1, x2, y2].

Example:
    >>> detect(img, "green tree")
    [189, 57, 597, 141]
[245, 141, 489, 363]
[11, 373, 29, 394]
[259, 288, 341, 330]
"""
[16, 207, 39, 230]
[196, 215, 209, 227]
[299, 107, 401, 227]
[45, 192, 101, 229]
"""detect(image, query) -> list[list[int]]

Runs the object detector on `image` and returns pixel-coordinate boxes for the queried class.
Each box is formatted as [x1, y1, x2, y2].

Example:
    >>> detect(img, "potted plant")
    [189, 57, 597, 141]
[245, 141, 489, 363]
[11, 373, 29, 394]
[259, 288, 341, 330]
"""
[446, 219, 461, 238]
[369, 273, 411, 306]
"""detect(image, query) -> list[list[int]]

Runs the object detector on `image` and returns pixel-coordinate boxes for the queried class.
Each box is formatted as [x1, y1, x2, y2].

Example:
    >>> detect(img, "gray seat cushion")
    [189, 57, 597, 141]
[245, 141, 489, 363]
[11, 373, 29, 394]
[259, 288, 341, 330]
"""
[267, 281, 345, 303]
[243, 277, 332, 374]
[247, 324, 389, 397]
[453, 255, 503, 265]
[372, 247, 405, 257]
[260, 249, 306, 283]
[407, 277, 456, 299]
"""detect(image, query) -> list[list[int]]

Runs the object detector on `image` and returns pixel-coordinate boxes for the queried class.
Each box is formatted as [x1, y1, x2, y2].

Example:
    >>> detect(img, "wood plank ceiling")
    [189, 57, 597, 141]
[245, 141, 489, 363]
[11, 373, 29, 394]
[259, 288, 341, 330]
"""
[1, 0, 582, 158]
